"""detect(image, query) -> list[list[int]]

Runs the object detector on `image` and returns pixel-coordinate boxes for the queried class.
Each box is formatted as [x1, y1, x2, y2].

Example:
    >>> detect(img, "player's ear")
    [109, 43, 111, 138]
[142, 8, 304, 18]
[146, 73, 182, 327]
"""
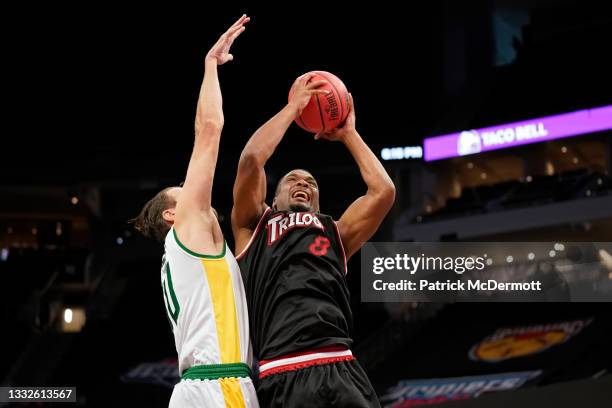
[162, 209, 175, 223]
[272, 197, 277, 211]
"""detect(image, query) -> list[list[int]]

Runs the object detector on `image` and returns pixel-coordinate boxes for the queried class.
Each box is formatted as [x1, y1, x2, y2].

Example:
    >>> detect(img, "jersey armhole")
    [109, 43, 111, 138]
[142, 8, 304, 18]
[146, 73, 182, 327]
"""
[236, 207, 272, 260]
[332, 220, 348, 275]
[171, 227, 226, 259]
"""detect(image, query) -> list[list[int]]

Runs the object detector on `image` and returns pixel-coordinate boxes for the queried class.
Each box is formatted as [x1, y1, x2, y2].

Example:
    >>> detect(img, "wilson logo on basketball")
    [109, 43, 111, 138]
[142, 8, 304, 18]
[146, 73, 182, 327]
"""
[325, 93, 339, 120]
[469, 318, 593, 363]
[266, 212, 325, 245]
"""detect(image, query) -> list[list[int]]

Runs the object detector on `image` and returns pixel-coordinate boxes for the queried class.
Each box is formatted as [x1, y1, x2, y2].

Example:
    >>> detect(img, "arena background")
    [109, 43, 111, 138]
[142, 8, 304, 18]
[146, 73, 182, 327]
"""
[2, 1, 611, 407]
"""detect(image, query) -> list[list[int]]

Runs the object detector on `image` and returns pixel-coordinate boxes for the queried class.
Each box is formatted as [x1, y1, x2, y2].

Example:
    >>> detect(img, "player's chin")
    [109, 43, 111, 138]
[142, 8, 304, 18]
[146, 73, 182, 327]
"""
[289, 202, 312, 212]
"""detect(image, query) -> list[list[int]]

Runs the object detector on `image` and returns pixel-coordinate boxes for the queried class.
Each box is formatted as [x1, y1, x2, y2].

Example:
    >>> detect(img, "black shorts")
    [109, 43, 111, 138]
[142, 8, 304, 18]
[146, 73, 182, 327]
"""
[256, 359, 381, 408]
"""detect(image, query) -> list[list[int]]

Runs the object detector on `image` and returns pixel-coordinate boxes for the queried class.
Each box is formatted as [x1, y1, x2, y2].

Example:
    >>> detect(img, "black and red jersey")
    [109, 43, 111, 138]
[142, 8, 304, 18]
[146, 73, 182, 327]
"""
[237, 208, 353, 360]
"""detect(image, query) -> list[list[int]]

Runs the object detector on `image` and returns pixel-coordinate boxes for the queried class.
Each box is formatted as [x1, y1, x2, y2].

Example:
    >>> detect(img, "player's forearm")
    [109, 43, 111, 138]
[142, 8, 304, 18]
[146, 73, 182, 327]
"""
[343, 130, 395, 198]
[195, 58, 224, 137]
[240, 104, 297, 166]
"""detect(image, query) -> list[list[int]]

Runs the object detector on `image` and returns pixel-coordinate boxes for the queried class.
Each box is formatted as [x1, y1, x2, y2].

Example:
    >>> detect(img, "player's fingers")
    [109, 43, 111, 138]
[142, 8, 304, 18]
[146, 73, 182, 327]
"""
[310, 89, 330, 96]
[230, 14, 248, 30]
[300, 73, 316, 85]
[227, 20, 248, 38]
[228, 25, 246, 42]
[307, 80, 328, 90]
[225, 17, 249, 41]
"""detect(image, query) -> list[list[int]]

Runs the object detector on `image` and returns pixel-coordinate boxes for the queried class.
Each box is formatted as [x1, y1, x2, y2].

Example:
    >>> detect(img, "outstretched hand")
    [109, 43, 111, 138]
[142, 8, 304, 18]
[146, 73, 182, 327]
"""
[314, 93, 356, 142]
[288, 73, 330, 116]
[206, 14, 250, 65]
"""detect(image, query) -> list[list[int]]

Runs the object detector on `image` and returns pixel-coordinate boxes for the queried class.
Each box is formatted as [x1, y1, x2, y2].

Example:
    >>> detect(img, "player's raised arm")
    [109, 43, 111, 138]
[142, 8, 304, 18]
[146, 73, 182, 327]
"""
[175, 15, 249, 230]
[231, 75, 328, 246]
[316, 94, 396, 260]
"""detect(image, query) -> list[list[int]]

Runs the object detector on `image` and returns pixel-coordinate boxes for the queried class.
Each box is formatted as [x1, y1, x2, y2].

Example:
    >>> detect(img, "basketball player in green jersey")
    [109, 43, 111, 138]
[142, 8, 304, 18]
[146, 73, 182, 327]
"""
[133, 15, 259, 408]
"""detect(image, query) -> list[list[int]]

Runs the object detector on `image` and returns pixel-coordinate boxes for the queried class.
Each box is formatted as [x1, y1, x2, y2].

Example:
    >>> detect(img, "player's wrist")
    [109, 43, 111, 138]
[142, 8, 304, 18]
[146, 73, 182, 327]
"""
[340, 129, 360, 144]
[285, 102, 301, 117]
[204, 55, 220, 66]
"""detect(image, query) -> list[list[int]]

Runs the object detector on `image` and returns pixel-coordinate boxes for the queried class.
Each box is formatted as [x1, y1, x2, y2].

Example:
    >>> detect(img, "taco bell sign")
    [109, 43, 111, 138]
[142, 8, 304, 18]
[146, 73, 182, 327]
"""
[424, 105, 612, 161]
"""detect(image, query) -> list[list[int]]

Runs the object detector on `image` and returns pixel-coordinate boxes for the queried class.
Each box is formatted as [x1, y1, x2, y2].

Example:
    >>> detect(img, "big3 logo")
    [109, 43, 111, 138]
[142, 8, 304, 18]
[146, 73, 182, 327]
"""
[469, 318, 593, 362]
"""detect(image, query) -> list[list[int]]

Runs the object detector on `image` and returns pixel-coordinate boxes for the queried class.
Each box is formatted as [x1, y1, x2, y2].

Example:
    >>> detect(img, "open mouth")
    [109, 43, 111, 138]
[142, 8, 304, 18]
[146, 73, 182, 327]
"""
[291, 190, 310, 202]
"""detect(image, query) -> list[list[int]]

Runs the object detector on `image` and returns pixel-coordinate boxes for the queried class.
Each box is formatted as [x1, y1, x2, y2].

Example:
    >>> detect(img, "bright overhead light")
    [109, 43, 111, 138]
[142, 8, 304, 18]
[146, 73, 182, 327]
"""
[64, 308, 73, 324]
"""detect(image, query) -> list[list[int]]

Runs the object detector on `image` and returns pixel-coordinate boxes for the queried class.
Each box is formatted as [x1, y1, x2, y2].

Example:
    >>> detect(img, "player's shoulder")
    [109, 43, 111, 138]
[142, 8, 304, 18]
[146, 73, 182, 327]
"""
[314, 211, 336, 222]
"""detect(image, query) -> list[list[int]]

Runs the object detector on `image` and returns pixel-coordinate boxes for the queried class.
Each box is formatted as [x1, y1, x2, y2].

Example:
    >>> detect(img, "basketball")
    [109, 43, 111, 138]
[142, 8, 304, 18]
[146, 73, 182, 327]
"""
[288, 71, 350, 133]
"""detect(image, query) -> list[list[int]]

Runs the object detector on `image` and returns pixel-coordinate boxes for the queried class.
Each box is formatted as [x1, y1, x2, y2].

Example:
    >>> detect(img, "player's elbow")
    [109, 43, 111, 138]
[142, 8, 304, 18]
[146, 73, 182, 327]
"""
[375, 180, 396, 210]
[239, 148, 265, 170]
[196, 118, 224, 137]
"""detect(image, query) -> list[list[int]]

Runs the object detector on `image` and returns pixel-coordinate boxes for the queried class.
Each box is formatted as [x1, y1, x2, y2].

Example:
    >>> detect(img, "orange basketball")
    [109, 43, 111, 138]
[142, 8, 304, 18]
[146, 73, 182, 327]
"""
[288, 71, 350, 133]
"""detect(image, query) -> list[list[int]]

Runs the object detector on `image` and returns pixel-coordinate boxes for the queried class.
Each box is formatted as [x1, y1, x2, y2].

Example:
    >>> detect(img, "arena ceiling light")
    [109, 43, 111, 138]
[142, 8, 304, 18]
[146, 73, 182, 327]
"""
[61, 306, 86, 333]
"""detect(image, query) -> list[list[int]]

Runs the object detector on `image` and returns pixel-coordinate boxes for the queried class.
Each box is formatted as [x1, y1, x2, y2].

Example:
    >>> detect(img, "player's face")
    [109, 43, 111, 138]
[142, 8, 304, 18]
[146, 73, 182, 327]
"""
[274, 169, 320, 213]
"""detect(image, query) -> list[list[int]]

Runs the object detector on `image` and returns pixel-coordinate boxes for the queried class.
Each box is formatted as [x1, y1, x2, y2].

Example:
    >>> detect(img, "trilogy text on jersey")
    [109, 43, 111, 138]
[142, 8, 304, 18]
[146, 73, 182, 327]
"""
[266, 212, 325, 244]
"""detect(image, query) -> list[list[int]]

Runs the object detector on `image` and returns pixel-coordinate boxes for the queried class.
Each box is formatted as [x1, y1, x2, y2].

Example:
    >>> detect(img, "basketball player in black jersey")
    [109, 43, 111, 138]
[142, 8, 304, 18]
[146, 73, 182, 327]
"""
[231, 74, 395, 407]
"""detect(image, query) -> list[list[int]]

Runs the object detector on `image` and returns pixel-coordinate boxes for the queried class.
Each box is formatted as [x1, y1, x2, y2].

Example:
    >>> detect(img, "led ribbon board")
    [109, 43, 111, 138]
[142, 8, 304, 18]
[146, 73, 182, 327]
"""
[424, 105, 612, 161]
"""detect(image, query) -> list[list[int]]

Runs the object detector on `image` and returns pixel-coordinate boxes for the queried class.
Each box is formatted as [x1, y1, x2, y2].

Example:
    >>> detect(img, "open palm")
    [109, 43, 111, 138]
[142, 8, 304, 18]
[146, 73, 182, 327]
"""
[206, 14, 250, 65]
